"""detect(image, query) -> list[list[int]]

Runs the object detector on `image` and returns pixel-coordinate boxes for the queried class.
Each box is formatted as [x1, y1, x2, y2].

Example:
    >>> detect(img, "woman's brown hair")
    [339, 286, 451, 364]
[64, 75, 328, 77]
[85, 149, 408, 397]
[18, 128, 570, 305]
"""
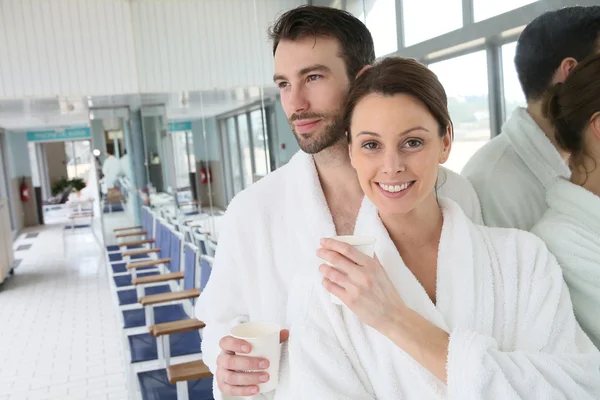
[343, 57, 452, 143]
[543, 53, 600, 178]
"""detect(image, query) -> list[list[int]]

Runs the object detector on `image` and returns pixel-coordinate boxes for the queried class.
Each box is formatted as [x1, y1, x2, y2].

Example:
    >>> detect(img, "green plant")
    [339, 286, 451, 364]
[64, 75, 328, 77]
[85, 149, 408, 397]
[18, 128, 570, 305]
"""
[51, 177, 70, 196]
[69, 178, 86, 192]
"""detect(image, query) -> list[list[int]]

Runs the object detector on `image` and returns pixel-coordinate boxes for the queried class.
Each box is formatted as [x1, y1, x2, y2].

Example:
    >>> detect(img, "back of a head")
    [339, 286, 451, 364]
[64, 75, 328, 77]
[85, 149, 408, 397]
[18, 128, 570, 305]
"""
[543, 53, 600, 172]
[516, 5, 600, 101]
[269, 5, 375, 79]
[343, 57, 451, 139]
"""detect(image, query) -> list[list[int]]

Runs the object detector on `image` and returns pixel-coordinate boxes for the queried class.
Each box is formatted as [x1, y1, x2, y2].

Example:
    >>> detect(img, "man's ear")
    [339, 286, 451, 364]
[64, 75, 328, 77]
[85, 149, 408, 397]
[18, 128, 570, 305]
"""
[554, 57, 578, 83]
[355, 65, 373, 80]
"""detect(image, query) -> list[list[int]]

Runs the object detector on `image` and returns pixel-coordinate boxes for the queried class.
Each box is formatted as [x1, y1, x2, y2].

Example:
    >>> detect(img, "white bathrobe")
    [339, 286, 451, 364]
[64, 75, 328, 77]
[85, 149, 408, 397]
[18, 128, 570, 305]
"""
[532, 178, 600, 349]
[462, 107, 570, 230]
[286, 197, 600, 399]
[195, 151, 483, 398]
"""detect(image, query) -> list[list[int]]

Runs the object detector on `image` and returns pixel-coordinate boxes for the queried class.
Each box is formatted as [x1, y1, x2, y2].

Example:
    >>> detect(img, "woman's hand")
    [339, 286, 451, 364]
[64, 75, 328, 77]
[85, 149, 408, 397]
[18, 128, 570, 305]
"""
[317, 238, 407, 333]
[318, 237, 450, 383]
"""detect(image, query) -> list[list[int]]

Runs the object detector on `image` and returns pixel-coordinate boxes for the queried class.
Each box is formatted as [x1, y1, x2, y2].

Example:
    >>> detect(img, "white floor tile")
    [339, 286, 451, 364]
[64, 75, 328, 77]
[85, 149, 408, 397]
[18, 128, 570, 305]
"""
[0, 225, 129, 399]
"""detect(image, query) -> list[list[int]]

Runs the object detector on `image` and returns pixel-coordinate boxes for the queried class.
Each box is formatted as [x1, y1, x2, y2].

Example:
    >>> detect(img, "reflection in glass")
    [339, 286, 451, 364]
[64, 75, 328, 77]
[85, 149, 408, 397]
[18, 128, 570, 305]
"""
[227, 117, 243, 194]
[65, 140, 92, 181]
[237, 114, 253, 188]
[403, 0, 462, 47]
[171, 130, 193, 189]
[502, 42, 527, 120]
[429, 51, 490, 173]
[474, 0, 537, 22]
[250, 109, 270, 177]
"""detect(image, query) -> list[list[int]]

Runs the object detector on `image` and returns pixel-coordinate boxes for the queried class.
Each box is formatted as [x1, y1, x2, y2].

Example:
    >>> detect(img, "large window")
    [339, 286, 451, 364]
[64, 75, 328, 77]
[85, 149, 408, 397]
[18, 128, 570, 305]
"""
[474, 0, 538, 22]
[429, 51, 490, 173]
[502, 42, 527, 120]
[403, 0, 462, 47]
[365, 0, 398, 57]
[251, 109, 270, 177]
[222, 107, 274, 199]
[226, 117, 243, 195]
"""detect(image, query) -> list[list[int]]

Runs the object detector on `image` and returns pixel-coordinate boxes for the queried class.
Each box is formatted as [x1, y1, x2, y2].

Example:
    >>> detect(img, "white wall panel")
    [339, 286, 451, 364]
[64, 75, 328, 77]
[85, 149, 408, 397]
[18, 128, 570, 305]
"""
[131, 0, 305, 92]
[0, 0, 138, 98]
[0, 0, 305, 99]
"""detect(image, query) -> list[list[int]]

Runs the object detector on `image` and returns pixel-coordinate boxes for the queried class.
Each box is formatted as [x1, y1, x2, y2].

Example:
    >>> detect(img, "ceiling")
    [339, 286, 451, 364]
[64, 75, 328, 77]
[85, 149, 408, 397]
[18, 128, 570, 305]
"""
[0, 86, 279, 131]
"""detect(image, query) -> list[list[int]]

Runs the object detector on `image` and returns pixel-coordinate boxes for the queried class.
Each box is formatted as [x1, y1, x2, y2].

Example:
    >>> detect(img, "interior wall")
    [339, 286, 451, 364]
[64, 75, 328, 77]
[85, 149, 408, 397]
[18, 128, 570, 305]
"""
[44, 142, 68, 188]
[4, 132, 36, 231]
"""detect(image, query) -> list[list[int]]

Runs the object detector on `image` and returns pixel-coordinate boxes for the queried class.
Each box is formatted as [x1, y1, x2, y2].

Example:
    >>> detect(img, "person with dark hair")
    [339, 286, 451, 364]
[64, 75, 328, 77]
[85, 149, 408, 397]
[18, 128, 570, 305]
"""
[462, 5, 600, 230]
[195, 5, 482, 398]
[286, 57, 600, 399]
[532, 54, 600, 349]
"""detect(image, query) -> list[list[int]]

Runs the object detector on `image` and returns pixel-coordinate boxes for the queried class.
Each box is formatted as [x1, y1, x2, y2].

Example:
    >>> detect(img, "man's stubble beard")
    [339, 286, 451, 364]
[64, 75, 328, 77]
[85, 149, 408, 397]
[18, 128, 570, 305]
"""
[291, 113, 346, 155]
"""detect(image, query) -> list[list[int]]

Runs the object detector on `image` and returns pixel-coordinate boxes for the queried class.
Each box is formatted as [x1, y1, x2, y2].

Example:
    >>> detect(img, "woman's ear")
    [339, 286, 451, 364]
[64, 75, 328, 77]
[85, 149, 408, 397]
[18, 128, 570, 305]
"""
[439, 126, 452, 164]
[591, 111, 600, 140]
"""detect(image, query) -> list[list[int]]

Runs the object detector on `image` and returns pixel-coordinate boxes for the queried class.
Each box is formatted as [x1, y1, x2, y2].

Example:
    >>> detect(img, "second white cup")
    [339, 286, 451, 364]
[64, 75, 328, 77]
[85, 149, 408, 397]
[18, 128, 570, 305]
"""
[230, 321, 281, 394]
[327, 235, 376, 305]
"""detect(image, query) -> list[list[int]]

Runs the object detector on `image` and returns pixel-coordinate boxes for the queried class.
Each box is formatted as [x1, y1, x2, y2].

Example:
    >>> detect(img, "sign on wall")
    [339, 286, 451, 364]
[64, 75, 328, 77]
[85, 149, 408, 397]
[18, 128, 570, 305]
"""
[26, 127, 91, 142]
[168, 121, 192, 132]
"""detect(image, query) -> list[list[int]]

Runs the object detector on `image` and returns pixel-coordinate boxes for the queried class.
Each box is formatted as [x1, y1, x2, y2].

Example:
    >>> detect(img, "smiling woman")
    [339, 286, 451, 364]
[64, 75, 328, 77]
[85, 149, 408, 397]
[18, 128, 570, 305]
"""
[285, 56, 600, 399]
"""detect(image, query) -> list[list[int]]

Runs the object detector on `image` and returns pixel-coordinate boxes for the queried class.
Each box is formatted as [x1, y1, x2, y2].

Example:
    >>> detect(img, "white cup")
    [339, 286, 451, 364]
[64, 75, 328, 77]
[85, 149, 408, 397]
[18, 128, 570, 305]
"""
[327, 235, 376, 305]
[230, 322, 281, 393]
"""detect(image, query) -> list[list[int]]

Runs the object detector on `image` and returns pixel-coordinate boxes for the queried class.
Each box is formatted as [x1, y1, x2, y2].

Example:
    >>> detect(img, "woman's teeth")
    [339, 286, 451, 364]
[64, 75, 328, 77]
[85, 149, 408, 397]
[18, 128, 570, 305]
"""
[378, 182, 411, 193]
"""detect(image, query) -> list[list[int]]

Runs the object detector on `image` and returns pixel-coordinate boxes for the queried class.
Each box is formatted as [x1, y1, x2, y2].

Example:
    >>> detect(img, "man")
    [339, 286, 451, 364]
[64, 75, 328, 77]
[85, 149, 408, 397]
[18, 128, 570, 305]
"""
[196, 5, 482, 398]
[462, 6, 600, 230]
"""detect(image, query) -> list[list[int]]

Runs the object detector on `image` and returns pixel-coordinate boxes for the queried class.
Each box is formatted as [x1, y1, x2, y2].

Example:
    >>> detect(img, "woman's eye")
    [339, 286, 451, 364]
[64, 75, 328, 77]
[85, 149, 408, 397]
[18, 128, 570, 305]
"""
[404, 139, 422, 148]
[362, 141, 379, 150]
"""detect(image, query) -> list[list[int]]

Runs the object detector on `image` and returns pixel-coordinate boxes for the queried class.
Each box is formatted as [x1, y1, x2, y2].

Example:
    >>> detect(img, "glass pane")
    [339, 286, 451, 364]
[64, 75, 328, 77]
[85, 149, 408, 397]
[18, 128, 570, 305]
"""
[73, 140, 92, 181]
[365, 0, 398, 57]
[171, 131, 191, 189]
[502, 42, 527, 120]
[227, 117, 243, 194]
[474, 0, 537, 22]
[187, 131, 196, 172]
[250, 109, 270, 177]
[429, 51, 490, 173]
[403, 0, 462, 47]
[65, 142, 76, 180]
[237, 114, 253, 188]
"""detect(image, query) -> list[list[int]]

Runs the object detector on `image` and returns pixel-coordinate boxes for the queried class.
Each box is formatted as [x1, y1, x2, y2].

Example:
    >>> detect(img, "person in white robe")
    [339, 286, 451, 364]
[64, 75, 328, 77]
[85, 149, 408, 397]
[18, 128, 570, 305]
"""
[461, 6, 600, 230]
[286, 57, 600, 399]
[532, 54, 600, 349]
[119, 149, 134, 185]
[195, 6, 482, 399]
[101, 148, 120, 190]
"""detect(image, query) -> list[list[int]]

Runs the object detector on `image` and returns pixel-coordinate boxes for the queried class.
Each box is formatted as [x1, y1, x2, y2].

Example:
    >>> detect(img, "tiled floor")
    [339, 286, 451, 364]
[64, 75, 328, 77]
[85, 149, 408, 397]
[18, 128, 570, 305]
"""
[0, 224, 129, 400]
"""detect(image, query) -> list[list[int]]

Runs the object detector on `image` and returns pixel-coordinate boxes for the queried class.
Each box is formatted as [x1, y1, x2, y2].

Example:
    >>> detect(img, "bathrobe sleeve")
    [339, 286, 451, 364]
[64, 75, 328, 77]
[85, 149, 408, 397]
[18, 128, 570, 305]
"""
[447, 234, 600, 399]
[194, 195, 250, 375]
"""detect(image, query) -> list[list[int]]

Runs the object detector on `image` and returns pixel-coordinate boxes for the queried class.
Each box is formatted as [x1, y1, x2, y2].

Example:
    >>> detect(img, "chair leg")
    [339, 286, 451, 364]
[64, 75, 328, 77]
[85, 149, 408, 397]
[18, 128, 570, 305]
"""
[176, 382, 189, 400]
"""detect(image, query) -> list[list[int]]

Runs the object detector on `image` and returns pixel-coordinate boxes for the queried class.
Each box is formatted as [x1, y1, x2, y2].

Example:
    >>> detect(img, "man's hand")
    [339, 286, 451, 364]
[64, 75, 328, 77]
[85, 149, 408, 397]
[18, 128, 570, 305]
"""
[216, 330, 289, 396]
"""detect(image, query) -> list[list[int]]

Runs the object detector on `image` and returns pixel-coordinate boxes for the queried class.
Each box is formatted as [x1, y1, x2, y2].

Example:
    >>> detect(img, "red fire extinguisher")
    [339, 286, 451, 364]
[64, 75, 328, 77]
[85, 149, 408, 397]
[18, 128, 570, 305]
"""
[199, 167, 212, 184]
[20, 178, 29, 202]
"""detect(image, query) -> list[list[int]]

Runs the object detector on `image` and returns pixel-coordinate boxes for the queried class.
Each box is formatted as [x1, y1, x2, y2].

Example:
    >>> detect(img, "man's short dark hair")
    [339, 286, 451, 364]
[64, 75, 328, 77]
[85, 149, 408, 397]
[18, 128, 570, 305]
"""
[515, 6, 600, 101]
[268, 5, 375, 80]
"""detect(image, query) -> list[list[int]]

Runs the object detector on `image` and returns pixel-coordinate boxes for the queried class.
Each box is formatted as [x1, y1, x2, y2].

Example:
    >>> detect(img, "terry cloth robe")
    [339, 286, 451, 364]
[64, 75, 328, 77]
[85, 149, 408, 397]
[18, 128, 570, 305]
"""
[195, 151, 485, 399]
[532, 178, 600, 349]
[462, 107, 570, 230]
[286, 197, 600, 400]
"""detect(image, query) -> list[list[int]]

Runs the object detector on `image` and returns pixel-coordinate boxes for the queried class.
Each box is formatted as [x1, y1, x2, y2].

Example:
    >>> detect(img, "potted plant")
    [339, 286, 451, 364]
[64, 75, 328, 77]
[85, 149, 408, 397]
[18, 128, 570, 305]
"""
[69, 178, 86, 196]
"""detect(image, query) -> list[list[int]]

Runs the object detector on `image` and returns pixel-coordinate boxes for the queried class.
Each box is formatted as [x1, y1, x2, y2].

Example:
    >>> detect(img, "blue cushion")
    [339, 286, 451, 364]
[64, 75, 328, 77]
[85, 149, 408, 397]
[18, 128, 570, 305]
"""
[138, 369, 214, 400]
[128, 331, 202, 363]
[122, 304, 188, 329]
[117, 285, 171, 306]
[114, 271, 159, 288]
